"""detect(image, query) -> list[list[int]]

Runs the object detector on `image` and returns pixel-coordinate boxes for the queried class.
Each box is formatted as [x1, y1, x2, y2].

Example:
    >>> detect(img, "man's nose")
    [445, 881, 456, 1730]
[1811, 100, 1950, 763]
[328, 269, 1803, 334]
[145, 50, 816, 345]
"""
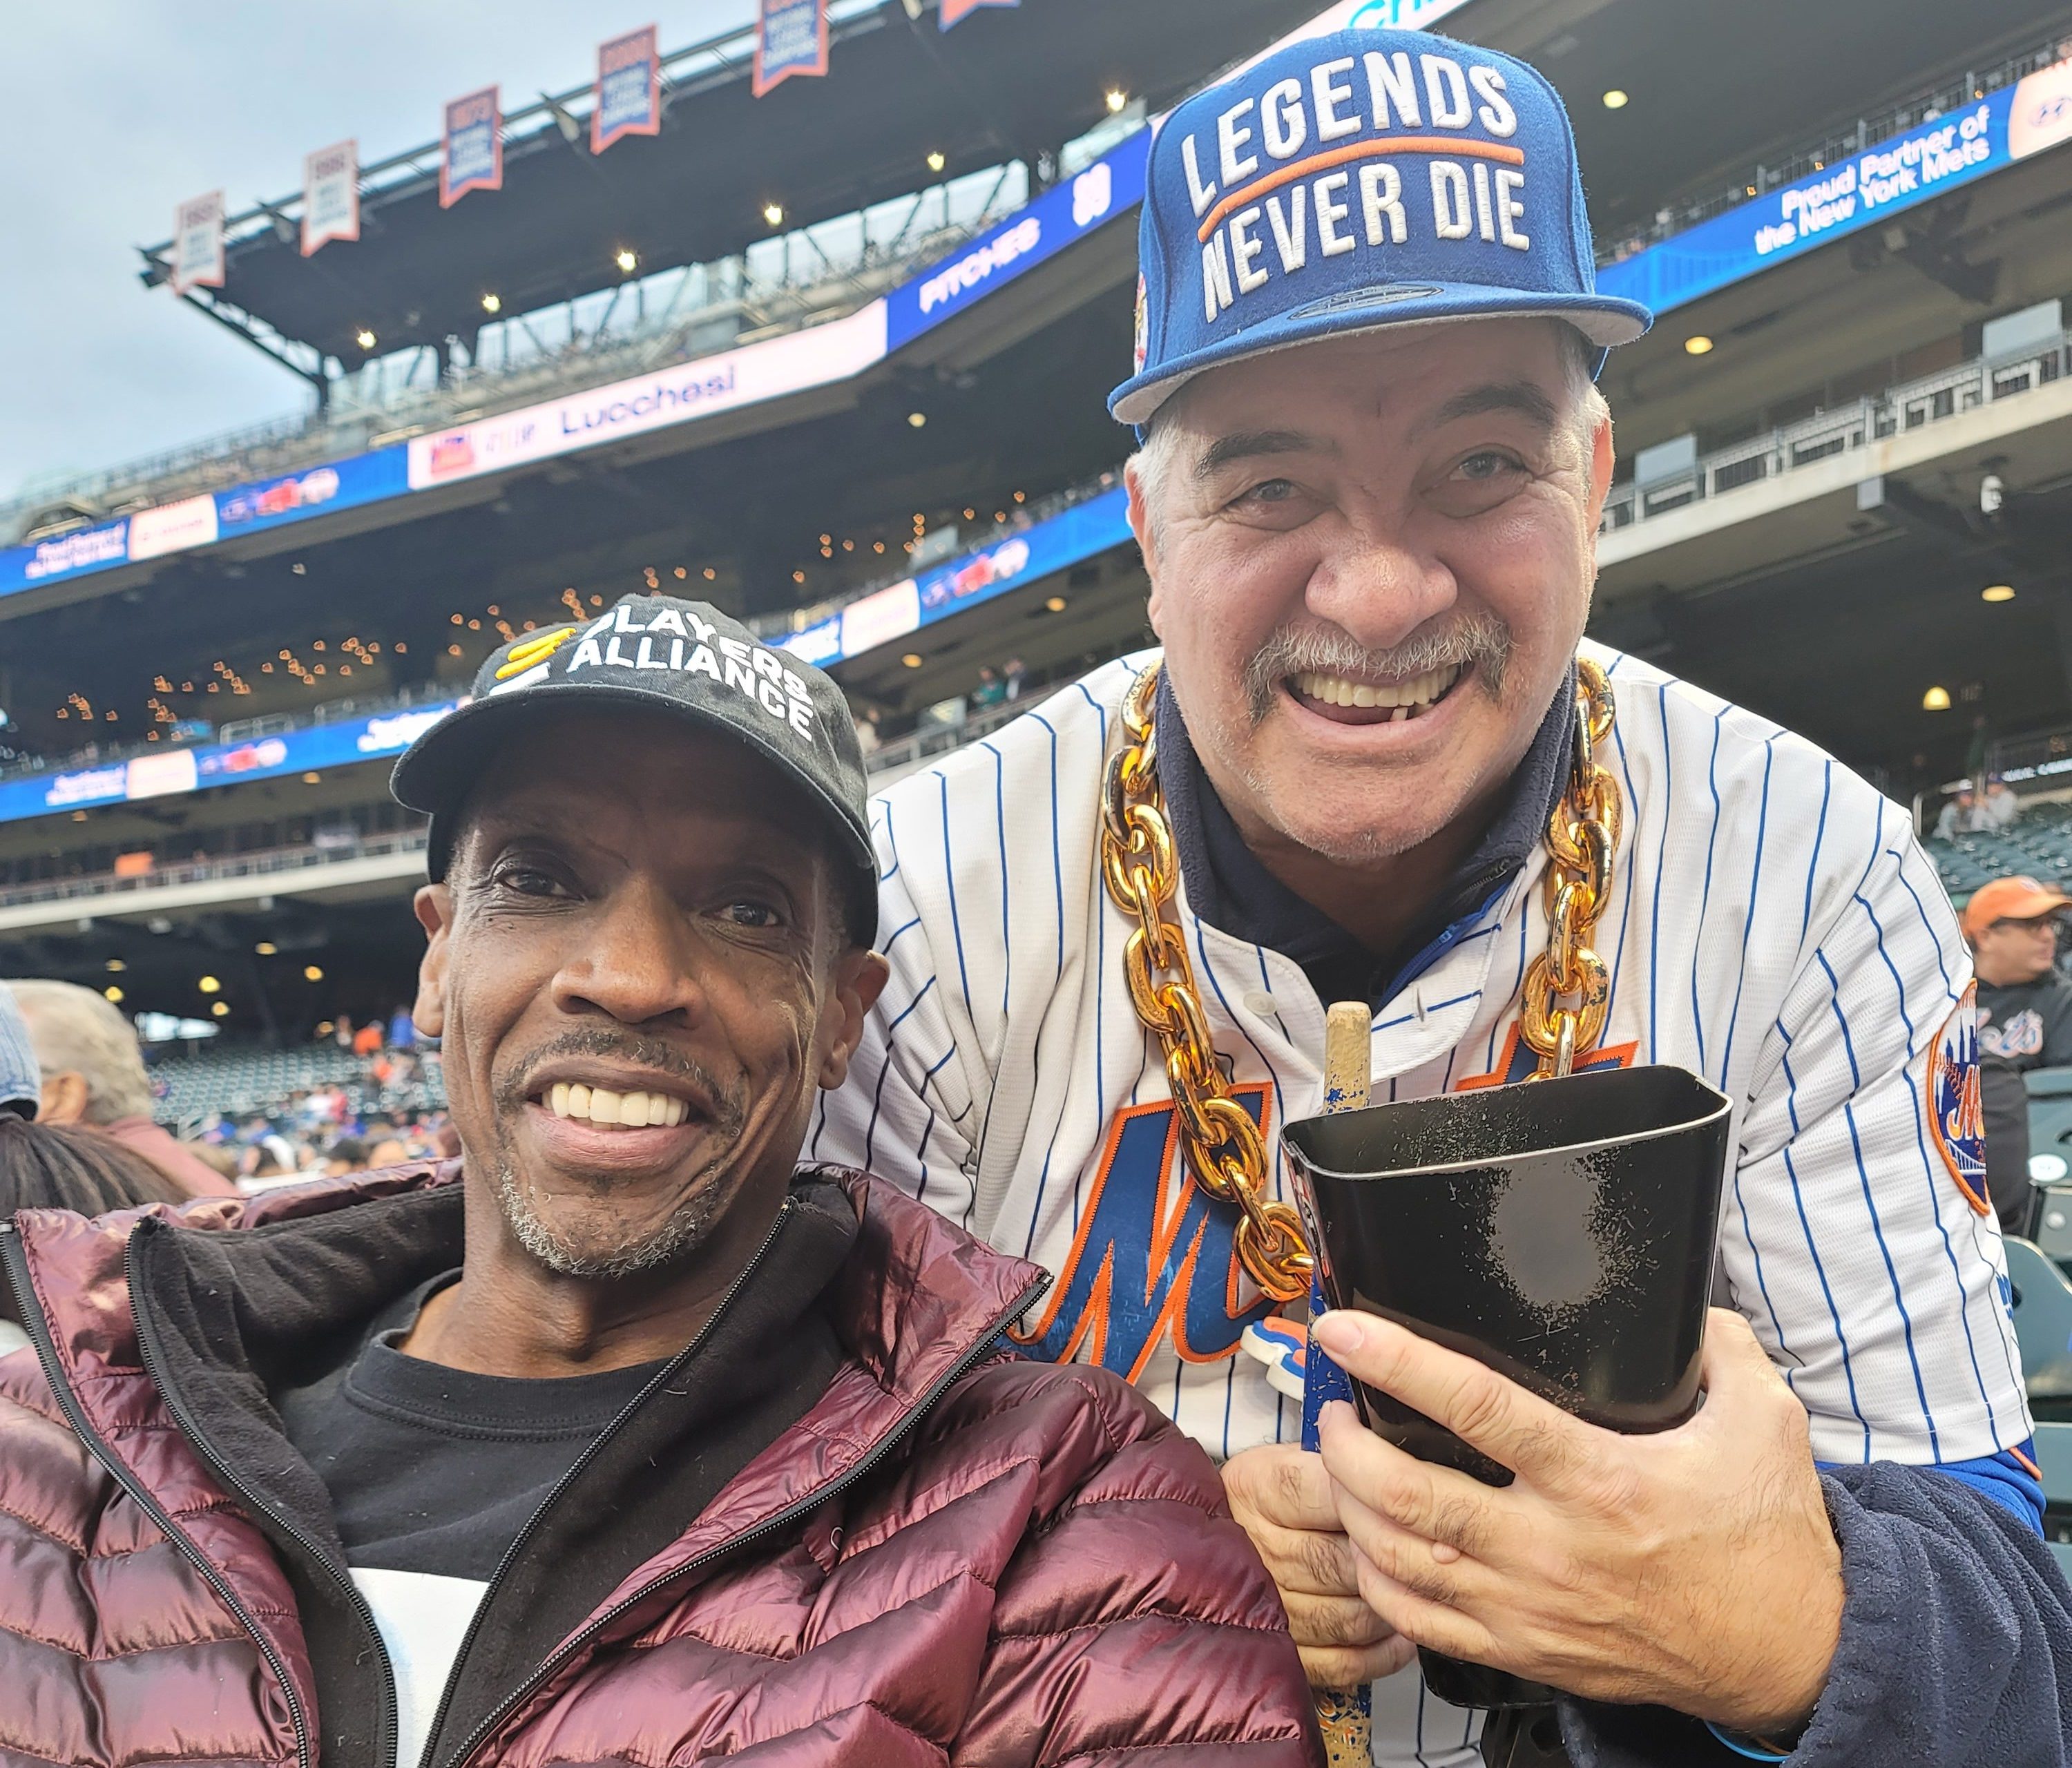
[552, 876, 707, 1028]
[1302, 519, 1459, 653]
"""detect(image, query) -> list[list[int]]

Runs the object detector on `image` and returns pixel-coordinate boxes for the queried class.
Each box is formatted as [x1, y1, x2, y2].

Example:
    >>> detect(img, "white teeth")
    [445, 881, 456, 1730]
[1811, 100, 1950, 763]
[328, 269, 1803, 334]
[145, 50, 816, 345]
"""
[542, 1082, 690, 1128]
[1293, 661, 1463, 717]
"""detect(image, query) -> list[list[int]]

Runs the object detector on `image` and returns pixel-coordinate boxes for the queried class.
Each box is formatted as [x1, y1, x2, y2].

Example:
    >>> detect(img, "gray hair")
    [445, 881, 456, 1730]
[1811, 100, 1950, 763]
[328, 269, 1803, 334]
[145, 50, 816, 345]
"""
[1132, 319, 1609, 535]
[2, 979, 154, 1124]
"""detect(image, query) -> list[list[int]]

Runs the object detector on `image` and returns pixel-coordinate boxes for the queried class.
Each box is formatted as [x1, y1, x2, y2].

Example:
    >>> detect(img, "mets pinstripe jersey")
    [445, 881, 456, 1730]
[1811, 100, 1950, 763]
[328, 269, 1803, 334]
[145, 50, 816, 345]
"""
[811, 641, 2030, 1766]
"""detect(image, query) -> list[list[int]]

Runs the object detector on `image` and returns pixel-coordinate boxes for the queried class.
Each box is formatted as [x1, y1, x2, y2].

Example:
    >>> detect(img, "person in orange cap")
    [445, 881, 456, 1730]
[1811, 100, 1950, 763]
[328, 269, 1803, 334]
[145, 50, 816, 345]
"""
[1963, 875, 2072, 1229]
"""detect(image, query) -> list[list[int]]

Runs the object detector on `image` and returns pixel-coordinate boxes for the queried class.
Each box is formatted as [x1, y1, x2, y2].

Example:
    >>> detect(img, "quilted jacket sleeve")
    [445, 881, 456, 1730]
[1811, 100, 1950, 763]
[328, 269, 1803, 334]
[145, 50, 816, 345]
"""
[950, 1361, 1323, 1767]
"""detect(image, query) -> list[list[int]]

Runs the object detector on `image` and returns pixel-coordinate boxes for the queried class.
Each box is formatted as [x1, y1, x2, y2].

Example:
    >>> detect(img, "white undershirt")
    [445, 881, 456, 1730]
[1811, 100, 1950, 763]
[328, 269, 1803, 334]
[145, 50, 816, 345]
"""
[351, 1565, 490, 1768]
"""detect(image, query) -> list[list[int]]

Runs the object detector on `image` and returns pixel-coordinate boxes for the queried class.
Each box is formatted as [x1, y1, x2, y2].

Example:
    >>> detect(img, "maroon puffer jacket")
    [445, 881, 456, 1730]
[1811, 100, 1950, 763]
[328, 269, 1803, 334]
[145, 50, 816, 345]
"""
[0, 1166, 1319, 1767]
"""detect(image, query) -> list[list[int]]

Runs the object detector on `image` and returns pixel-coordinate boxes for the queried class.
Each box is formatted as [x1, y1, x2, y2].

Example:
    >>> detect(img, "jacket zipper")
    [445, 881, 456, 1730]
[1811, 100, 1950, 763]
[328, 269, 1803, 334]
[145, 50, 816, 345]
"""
[0, 1221, 318, 1768]
[418, 1194, 805, 1765]
[123, 1217, 404, 1768]
[442, 1269, 1050, 1768]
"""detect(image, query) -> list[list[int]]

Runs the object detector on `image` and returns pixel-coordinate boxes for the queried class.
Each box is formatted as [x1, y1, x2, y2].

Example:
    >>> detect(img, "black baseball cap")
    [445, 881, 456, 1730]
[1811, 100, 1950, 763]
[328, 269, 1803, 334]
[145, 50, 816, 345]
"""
[391, 594, 877, 945]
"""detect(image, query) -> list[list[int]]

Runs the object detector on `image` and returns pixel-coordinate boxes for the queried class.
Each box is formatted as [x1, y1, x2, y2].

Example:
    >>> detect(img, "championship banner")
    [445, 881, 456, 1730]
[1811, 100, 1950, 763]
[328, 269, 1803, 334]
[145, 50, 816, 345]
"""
[939, 0, 1017, 30]
[752, 0, 827, 97]
[441, 86, 503, 208]
[169, 191, 226, 296]
[593, 26, 662, 153]
[300, 140, 359, 256]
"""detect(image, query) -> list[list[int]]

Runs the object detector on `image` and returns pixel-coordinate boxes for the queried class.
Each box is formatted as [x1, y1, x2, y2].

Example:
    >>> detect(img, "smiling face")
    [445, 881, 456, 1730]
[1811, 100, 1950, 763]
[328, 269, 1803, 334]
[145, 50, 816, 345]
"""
[411, 709, 885, 1285]
[1129, 318, 1613, 869]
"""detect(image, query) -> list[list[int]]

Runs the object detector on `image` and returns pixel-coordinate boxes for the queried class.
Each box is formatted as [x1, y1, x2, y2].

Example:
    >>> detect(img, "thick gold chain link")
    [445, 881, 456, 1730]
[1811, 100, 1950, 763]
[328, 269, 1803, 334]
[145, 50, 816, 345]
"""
[1519, 655, 1620, 1079]
[1101, 657, 1622, 1299]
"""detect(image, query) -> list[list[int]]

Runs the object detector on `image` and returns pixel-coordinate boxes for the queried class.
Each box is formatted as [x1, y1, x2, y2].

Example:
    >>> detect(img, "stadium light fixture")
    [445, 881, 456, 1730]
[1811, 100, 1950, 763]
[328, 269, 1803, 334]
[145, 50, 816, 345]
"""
[908, 411, 928, 427]
[481, 292, 502, 314]
[302, 771, 321, 784]
[198, 976, 221, 995]
[1106, 88, 1129, 113]
[615, 248, 638, 273]
[1684, 336, 1714, 356]
[304, 965, 325, 983]
[354, 328, 376, 351]
[926, 150, 946, 173]
[106, 959, 126, 973]
[762, 202, 785, 228]
[1601, 89, 1629, 109]
[1922, 685, 1952, 711]
[104, 987, 124, 1005]
[211, 1001, 231, 1019]
[1046, 595, 1068, 613]
[1983, 584, 2016, 603]
[901, 653, 924, 669]
[255, 941, 278, 956]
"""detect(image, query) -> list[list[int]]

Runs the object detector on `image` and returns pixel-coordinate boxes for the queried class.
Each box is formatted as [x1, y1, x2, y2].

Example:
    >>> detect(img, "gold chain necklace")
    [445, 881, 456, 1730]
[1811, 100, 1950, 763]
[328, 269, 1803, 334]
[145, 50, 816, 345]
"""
[1099, 656, 1622, 1303]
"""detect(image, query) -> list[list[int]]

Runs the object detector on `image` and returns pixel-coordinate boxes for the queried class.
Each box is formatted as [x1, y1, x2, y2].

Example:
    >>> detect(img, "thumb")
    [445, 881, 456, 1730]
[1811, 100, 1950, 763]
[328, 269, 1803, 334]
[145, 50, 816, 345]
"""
[1698, 1305, 1789, 1399]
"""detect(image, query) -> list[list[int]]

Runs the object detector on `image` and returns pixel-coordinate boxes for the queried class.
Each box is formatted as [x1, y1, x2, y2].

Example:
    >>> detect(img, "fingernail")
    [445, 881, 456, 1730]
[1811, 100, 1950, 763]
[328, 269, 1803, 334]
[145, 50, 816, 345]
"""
[1319, 1399, 1356, 1432]
[1312, 1310, 1366, 1356]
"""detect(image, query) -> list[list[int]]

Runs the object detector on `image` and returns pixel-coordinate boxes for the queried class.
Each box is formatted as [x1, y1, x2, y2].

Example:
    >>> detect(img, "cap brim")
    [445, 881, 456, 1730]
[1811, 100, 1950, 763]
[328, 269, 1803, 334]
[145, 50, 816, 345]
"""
[1109, 285, 1653, 426]
[390, 683, 879, 936]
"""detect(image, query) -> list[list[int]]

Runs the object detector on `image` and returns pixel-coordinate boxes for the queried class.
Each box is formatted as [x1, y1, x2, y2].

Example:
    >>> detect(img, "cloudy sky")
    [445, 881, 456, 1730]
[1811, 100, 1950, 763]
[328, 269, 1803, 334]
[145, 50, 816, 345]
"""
[1, 2, 765, 501]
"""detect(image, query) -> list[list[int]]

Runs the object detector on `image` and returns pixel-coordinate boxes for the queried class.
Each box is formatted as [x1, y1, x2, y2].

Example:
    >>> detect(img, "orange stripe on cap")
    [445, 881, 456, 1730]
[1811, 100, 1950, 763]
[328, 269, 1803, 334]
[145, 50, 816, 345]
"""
[1197, 136, 1526, 244]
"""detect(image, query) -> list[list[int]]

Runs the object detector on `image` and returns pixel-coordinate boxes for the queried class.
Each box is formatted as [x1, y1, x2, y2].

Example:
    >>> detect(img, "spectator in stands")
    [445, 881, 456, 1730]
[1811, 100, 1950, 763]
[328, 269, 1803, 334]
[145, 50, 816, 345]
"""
[323, 1135, 370, 1177]
[0, 597, 1313, 1768]
[3, 979, 238, 1200]
[352, 1018, 383, 1058]
[387, 1003, 416, 1050]
[1935, 785, 1982, 840]
[1984, 772, 2022, 829]
[1964, 875, 2072, 1231]
[971, 663, 1007, 709]
[1003, 656, 1028, 701]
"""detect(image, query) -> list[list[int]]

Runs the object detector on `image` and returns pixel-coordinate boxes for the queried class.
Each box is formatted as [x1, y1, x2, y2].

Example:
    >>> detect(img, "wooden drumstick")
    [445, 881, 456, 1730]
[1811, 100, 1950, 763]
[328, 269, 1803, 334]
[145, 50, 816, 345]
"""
[1313, 1001, 1372, 1765]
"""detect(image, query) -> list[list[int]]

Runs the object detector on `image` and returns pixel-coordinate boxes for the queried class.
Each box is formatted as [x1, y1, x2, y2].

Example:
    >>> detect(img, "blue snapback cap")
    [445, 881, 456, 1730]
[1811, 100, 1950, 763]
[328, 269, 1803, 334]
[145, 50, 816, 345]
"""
[1110, 28, 1651, 426]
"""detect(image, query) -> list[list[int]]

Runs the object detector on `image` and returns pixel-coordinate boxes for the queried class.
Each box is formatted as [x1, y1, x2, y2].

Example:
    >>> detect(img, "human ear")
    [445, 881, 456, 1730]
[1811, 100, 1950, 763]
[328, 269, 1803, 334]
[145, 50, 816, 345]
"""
[817, 947, 890, 1090]
[411, 883, 455, 1039]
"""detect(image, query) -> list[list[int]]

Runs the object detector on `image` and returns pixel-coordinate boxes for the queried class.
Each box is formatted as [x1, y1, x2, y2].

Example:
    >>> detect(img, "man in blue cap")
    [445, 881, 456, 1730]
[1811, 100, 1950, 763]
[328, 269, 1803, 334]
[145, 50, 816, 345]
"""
[817, 23, 2072, 1767]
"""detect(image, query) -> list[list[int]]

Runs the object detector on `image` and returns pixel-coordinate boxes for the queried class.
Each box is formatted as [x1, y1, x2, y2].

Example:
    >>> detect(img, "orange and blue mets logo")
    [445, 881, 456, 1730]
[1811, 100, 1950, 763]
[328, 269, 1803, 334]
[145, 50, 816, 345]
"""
[1010, 1085, 1275, 1383]
[1930, 983, 1991, 1217]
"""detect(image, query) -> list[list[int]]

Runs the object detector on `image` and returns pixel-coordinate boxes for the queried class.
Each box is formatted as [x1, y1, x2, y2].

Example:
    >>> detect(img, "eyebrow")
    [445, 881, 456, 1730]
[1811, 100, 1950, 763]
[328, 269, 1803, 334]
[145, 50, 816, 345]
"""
[1417, 380, 1564, 436]
[1191, 429, 1330, 480]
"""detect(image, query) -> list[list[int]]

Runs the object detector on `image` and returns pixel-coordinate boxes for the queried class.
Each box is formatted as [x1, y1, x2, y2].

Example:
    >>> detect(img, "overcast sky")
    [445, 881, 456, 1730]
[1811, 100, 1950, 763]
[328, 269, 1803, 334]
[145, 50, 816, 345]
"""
[1, 2, 767, 502]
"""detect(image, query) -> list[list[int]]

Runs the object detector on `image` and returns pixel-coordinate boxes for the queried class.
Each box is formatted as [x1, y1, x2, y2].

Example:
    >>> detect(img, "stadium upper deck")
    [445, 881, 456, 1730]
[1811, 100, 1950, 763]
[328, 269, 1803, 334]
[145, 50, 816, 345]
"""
[9, 0, 2072, 1032]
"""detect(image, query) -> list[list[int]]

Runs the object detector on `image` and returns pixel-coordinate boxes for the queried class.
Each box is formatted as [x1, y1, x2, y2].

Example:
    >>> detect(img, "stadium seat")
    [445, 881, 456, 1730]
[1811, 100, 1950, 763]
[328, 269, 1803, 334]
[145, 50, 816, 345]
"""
[2031, 1423, 2072, 1578]
[2004, 1237, 2072, 1404]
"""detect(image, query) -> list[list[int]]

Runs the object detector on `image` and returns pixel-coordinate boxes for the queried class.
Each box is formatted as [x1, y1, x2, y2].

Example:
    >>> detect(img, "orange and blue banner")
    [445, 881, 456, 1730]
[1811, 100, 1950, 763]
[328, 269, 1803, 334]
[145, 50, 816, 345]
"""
[753, 0, 827, 97]
[440, 86, 503, 209]
[593, 26, 662, 153]
[939, 0, 1017, 30]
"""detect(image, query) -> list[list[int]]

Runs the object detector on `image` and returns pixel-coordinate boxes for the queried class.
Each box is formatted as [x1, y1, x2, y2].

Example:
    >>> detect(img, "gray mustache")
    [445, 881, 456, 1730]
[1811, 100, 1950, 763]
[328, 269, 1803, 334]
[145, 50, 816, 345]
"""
[1243, 615, 1513, 721]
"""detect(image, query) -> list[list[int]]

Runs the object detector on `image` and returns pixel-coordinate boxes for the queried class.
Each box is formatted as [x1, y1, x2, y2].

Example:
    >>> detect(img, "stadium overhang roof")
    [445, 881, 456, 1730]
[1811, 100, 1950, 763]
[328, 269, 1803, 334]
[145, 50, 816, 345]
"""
[137, 0, 1323, 369]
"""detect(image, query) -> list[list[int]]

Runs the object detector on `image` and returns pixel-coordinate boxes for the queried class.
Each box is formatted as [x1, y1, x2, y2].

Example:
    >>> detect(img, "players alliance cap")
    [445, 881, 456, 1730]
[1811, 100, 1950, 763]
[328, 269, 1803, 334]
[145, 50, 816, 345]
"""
[1110, 27, 1653, 427]
[0, 983, 39, 1120]
[1959, 874, 2072, 942]
[391, 594, 876, 942]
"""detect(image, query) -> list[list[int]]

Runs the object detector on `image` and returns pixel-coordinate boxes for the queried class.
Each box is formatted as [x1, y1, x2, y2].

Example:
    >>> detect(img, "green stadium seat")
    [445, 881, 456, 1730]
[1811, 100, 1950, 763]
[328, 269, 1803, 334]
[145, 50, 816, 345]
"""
[2005, 1237, 2072, 1401]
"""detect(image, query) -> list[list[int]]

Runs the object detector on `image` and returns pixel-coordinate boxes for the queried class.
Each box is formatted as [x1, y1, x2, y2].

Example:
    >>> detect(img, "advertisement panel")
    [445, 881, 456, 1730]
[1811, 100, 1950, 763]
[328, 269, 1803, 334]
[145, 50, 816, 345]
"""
[839, 579, 920, 656]
[441, 86, 503, 208]
[0, 449, 408, 602]
[126, 495, 220, 563]
[0, 701, 468, 829]
[1599, 61, 2072, 317]
[593, 26, 662, 153]
[169, 191, 225, 296]
[885, 142, 1148, 349]
[405, 300, 887, 489]
[301, 140, 360, 256]
[753, 0, 828, 97]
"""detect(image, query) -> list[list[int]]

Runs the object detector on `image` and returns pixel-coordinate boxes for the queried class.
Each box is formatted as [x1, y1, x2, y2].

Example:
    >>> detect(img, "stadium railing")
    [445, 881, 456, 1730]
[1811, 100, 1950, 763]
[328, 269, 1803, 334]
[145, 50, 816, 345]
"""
[0, 683, 1074, 912]
[1599, 327, 2071, 535]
